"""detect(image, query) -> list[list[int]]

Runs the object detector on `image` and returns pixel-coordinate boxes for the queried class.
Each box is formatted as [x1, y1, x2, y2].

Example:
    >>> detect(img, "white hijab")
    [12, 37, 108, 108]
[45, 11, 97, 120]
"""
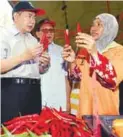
[95, 13, 119, 53]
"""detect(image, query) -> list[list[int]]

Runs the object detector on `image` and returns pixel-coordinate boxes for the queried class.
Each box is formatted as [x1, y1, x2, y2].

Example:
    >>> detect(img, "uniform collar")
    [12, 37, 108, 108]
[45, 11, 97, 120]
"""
[9, 24, 20, 36]
[48, 42, 54, 49]
[10, 24, 29, 36]
[49, 42, 54, 46]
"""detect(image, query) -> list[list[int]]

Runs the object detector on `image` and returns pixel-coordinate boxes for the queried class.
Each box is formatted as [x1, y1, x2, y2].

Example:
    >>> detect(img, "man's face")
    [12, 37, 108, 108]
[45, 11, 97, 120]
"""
[36, 23, 55, 44]
[90, 18, 104, 40]
[14, 11, 36, 33]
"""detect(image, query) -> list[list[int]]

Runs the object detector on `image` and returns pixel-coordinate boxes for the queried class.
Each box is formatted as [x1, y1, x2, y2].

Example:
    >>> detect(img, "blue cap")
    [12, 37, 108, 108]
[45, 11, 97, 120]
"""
[12, 1, 45, 16]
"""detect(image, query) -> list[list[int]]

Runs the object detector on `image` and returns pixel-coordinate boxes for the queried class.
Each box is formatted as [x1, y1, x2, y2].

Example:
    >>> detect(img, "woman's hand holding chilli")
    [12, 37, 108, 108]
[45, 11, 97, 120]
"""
[75, 32, 97, 56]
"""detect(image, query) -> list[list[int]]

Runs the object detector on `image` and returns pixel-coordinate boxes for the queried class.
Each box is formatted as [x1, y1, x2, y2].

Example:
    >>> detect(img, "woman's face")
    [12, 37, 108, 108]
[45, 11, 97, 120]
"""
[90, 18, 104, 40]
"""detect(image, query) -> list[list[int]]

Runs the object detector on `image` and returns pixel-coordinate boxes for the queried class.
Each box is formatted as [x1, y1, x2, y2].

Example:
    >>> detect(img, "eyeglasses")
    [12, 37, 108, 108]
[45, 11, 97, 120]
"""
[40, 28, 55, 33]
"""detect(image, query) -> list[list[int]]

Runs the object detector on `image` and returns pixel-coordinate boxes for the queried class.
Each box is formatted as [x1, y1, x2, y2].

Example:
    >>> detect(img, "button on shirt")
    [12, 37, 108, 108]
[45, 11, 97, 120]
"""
[0, 25, 40, 78]
[40, 43, 67, 111]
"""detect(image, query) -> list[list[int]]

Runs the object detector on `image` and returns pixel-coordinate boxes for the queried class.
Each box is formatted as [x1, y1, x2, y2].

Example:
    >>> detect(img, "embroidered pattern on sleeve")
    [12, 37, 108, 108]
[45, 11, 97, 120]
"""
[90, 53, 117, 90]
[68, 52, 117, 90]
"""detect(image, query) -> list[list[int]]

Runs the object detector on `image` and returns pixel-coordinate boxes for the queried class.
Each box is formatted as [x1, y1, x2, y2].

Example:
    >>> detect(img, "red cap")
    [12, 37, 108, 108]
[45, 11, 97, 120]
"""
[42, 19, 56, 27]
[37, 18, 56, 27]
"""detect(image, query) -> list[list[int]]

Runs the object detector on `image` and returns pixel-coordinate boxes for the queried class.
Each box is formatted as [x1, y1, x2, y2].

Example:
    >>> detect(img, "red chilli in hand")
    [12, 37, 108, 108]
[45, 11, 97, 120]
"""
[75, 23, 83, 56]
[77, 22, 82, 33]
[40, 33, 49, 54]
[76, 23, 90, 60]
[64, 29, 70, 47]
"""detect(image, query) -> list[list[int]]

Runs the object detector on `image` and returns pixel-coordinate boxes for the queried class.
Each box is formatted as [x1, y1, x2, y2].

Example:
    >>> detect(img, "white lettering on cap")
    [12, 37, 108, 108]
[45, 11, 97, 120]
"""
[29, 2, 34, 8]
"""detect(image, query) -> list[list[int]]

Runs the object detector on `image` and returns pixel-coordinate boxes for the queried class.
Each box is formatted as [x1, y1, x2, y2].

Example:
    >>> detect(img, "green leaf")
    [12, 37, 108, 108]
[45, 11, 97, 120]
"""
[2, 125, 14, 137]
[39, 135, 51, 137]
[27, 130, 38, 137]
[14, 132, 29, 137]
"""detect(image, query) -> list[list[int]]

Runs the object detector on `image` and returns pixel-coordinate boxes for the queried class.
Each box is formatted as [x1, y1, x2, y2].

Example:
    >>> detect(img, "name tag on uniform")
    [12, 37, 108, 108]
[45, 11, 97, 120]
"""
[3, 48, 8, 59]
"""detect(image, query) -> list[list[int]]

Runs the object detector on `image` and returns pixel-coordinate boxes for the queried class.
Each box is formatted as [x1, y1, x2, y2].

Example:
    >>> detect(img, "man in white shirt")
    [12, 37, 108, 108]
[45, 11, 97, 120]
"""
[0, 2, 50, 123]
[33, 18, 70, 111]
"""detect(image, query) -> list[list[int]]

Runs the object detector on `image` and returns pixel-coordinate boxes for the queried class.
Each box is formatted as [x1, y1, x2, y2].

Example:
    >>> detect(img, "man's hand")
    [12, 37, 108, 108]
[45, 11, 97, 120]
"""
[39, 52, 50, 66]
[21, 44, 43, 62]
[62, 45, 75, 63]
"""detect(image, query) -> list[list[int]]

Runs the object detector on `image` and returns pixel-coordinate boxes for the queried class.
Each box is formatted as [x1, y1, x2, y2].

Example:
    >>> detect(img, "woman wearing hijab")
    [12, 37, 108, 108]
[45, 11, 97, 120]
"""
[62, 13, 123, 117]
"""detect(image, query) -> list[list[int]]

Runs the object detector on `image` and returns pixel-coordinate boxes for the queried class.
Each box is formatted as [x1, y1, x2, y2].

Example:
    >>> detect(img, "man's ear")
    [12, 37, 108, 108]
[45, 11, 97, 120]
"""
[13, 12, 18, 21]
[13, 12, 22, 21]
